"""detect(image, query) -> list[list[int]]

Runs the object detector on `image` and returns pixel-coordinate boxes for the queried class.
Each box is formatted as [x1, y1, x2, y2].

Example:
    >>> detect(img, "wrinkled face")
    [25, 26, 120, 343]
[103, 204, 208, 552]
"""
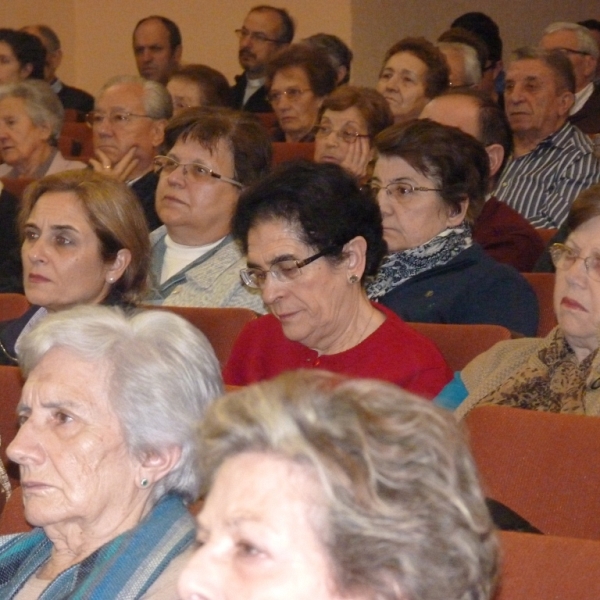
[540, 29, 596, 92]
[0, 96, 51, 168]
[167, 77, 204, 115]
[238, 10, 285, 76]
[246, 219, 351, 353]
[7, 348, 141, 531]
[178, 452, 349, 600]
[155, 137, 240, 245]
[93, 82, 164, 172]
[504, 59, 570, 142]
[21, 192, 114, 311]
[376, 52, 429, 123]
[314, 107, 371, 167]
[554, 216, 600, 358]
[373, 155, 464, 252]
[270, 66, 323, 142]
[133, 18, 180, 84]
[0, 41, 28, 84]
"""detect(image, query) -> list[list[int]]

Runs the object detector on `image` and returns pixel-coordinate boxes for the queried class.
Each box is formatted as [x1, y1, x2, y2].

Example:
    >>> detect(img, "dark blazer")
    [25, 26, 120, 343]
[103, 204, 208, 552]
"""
[231, 73, 273, 113]
[57, 83, 94, 114]
[379, 243, 539, 337]
[569, 83, 600, 135]
[130, 171, 162, 232]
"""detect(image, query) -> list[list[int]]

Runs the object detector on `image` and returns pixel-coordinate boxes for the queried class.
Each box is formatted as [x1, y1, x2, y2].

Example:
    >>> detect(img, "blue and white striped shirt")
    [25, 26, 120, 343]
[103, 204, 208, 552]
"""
[492, 122, 600, 228]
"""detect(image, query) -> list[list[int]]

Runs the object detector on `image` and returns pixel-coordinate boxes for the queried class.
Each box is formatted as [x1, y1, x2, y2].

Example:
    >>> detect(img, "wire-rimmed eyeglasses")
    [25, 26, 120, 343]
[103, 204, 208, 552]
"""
[550, 243, 600, 282]
[153, 156, 243, 188]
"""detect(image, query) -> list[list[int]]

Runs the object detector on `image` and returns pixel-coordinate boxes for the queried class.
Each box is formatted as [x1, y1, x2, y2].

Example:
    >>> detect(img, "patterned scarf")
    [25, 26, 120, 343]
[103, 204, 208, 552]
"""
[478, 328, 598, 413]
[367, 224, 473, 300]
[0, 493, 194, 599]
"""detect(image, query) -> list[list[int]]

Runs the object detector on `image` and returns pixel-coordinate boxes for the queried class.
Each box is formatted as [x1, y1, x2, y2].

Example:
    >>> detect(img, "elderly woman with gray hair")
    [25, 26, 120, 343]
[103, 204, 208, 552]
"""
[0, 304, 222, 598]
[0, 80, 86, 178]
[178, 370, 499, 600]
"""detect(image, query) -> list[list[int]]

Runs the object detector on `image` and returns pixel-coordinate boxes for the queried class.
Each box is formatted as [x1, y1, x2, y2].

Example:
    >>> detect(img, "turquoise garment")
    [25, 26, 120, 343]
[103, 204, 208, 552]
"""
[434, 371, 468, 410]
[0, 493, 194, 599]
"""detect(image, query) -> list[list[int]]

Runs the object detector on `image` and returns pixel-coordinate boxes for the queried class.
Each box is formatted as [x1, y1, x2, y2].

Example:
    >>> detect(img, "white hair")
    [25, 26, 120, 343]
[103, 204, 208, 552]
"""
[17, 305, 223, 503]
[96, 74, 173, 119]
[438, 42, 482, 86]
[543, 21, 599, 59]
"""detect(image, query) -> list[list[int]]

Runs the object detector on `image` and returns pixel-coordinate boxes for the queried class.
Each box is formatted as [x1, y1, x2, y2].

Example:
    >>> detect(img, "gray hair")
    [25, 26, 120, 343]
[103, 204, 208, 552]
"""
[438, 41, 482, 86]
[96, 75, 173, 120]
[543, 21, 599, 59]
[0, 79, 63, 144]
[17, 305, 223, 504]
[511, 46, 576, 94]
[199, 370, 499, 600]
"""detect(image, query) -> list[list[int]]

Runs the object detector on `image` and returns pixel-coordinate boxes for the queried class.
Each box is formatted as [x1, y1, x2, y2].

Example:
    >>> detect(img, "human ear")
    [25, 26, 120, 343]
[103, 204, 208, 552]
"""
[557, 90, 575, 117]
[484, 143, 504, 179]
[446, 198, 469, 227]
[343, 236, 367, 280]
[19, 62, 33, 79]
[137, 445, 182, 488]
[105, 248, 131, 284]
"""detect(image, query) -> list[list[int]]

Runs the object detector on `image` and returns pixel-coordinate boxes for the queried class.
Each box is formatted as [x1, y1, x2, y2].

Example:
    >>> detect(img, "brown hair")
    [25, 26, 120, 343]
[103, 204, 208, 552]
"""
[319, 86, 393, 139]
[169, 64, 232, 108]
[20, 170, 150, 304]
[382, 37, 449, 99]
[567, 183, 600, 233]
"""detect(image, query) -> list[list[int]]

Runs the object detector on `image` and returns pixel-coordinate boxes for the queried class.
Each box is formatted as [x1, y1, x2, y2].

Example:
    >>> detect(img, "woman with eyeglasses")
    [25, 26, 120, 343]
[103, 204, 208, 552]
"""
[223, 160, 452, 396]
[367, 119, 538, 336]
[313, 85, 393, 182]
[147, 107, 269, 311]
[0, 80, 86, 178]
[266, 44, 337, 143]
[441, 183, 600, 416]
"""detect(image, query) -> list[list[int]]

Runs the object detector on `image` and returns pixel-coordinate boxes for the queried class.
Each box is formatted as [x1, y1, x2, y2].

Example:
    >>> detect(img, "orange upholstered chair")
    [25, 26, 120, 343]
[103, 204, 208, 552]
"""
[496, 531, 600, 599]
[255, 112, 278, 130]
[0, 366, 23, 488]
[271, 142, 315, 166]
[0, 294, 30, 322]
[60, 121, 94, 158]
[465, 405, 600, 539]
[0, 177, 35, 201]
[142, 305, 258, 367]
[408, 322, 512, 373]
[521, 272, 557, 337]
[534, 227, 558, 246]
[0, 486, 32, 535]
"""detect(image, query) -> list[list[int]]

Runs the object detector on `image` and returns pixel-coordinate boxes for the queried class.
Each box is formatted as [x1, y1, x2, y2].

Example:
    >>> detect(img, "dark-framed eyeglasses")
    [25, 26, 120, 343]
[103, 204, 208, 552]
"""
[314, 124, 370, 144]
[267, 88, 311, 104]
[85, 111, 152, 128]
[240, 248, 334, 289]
[235, 28, 283, 45]
[153, 155, 243, 188]
[366, 180, 442, 202]
[549, 243, 600, 282]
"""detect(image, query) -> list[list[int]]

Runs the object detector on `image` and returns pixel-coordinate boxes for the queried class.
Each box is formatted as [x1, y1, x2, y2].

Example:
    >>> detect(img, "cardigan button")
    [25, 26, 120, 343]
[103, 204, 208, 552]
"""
[425, 290, 434, 298]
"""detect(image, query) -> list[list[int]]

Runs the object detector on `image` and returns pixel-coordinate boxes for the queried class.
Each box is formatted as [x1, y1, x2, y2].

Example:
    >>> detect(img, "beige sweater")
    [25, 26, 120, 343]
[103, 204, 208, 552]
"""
[455, 327, 600, 420]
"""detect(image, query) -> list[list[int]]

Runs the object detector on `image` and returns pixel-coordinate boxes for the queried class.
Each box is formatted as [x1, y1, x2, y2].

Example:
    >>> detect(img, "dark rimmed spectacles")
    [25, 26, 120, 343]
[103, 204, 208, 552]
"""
[314, 125, 370, 144]
[235, 28, 283, 45]
[367, 181, 442, 202]
[550, 243, 600, 282]
[153, 156, 243, 188]
[240, 248, 334, 289]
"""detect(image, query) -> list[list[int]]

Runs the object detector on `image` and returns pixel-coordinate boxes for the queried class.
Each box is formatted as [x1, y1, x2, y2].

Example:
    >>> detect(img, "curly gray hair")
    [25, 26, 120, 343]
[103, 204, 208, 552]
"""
[198, 370, 499, 600]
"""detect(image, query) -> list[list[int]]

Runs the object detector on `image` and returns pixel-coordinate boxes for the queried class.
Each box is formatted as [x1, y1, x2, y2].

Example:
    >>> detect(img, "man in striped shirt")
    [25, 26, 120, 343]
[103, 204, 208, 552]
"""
[493, 47, 600, 228]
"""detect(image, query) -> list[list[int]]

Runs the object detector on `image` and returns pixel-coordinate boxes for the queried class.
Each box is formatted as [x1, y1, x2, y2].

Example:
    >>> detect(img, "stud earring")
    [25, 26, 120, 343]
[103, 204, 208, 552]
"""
[348, 275, 359, 284]
[140, 478, 149, 488]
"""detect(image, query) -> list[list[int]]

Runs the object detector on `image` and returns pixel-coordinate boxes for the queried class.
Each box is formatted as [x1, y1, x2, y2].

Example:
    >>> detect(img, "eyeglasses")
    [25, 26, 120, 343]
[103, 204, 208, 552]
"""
[550, 243, 600, 282]
[240, 248, 334, 289]
[553, 47, 591, 57]
[367, 181, 442, 202]
[267, 88, 311, 104]
[153, 156, 243, 188]
[314, 124, 370, 144]
[85, 111, 153, 128]
[235, 28, 282, 45]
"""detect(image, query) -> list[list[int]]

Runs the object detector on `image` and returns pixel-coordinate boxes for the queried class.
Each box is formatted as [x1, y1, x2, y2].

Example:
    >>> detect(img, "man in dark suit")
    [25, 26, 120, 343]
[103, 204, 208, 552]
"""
[231, 6, 294, 113]
[21, 25, 94, 115]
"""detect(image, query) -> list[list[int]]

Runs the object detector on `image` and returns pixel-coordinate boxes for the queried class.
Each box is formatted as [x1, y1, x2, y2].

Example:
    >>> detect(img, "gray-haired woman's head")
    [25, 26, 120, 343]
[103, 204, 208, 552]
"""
[17, 305, 223, 503]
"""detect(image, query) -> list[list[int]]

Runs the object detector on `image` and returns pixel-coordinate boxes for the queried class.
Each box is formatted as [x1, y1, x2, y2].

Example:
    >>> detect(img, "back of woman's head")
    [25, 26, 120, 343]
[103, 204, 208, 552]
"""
[375, 118, 490, 222]
[199, 370, 499, 600]
[20, 170, 151, 304]
[170, 64, 232, 108]
[163, 106, 272, 187]
[17, 305, 224, 503]
[567, 183, 600, 234]
[0, 29, 46, 80]
[319, 86, 393, 138]
[232, 160, 386, 278]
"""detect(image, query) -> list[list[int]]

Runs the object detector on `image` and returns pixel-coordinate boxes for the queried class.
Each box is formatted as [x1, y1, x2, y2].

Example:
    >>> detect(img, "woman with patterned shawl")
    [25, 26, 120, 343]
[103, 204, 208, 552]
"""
[0, 305, 222, 599]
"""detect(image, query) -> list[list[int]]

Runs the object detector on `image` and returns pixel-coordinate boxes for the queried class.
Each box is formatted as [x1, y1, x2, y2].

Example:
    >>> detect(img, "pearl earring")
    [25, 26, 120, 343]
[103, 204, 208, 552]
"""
[140, 478, 149, 488]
